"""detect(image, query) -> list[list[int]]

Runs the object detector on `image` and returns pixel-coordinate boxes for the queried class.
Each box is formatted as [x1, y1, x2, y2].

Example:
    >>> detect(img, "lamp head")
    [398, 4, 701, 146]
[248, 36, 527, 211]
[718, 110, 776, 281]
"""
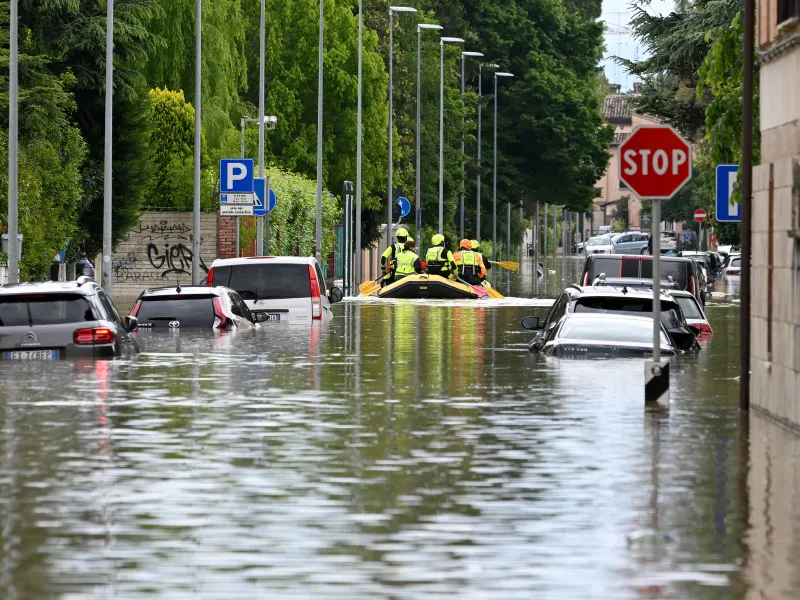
[462, 51, 484, 57]
[418, 23, 443, 30]
[441, 37, 465, 44]
[495, 72, 514, 77]
[390, 5, 417, 12]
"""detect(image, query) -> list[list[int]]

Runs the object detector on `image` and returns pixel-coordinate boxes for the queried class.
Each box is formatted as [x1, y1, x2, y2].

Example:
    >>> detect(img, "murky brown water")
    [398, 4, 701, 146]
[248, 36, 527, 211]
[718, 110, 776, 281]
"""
[1, 257, 796, 599]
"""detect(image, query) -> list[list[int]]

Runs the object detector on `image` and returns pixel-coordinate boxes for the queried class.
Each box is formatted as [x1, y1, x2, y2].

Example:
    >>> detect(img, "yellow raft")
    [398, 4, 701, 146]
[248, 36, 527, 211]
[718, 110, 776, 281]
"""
[374, 274, 491, 299]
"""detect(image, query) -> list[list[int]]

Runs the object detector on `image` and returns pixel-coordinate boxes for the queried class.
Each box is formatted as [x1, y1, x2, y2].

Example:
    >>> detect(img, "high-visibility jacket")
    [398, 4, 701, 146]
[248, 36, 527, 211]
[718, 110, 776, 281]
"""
[453, 250, 484, 278]
[381, 242, 404, 279]
[475, 252, 491, 272]
[425, 246, 456, 278]
[394, 250, 422, 278]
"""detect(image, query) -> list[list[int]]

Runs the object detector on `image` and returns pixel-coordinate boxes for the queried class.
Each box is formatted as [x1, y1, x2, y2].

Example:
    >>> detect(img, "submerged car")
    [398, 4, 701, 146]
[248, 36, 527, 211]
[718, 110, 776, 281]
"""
[525, 285, 699, 351]
[522, 313, 676, 357]
[583, 235, 615, 255]
[129, 286, 264, 330]
[670, 290, 712, 336]
[206, 256, 343, 323]
[612, 232, 650, 255]
[0, 278, 140, 359]
[722, 254, 742, 276]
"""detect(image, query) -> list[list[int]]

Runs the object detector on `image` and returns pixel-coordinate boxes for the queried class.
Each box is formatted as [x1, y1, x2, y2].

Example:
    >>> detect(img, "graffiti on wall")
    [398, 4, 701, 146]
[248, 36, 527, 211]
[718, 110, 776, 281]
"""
[113, 216, 215, 285]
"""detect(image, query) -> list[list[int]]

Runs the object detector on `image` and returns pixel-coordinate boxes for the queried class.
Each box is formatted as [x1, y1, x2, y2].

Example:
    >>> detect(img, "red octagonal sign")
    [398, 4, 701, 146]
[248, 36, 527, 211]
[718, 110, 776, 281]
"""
[618, 125, 692, 200]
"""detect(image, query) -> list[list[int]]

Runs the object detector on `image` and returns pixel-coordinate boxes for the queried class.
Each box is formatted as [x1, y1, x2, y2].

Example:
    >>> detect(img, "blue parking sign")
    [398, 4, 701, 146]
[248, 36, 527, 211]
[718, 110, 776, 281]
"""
[715, 164, 740, 222]
[220, 159, 255, 193]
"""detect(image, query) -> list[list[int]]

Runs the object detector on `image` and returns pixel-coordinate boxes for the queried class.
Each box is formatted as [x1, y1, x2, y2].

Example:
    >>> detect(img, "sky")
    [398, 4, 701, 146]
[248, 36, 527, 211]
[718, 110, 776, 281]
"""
[600, 0, 675, 91]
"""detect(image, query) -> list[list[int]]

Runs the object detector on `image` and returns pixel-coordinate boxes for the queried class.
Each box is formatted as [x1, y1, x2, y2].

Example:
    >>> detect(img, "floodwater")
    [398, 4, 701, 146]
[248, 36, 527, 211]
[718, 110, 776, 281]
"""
[1, 257, 798, 599]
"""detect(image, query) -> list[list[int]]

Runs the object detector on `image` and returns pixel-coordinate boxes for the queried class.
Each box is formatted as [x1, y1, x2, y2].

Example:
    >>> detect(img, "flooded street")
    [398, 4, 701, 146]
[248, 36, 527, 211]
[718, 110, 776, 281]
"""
[1, 258, 798, 599]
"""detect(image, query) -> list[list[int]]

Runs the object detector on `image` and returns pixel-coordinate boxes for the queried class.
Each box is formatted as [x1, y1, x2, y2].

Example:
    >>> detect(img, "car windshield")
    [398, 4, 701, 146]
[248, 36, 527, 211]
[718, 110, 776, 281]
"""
[731, 257, 741, 268]
[675, 296, 703, 319]
[587, 237, 611, 246]
[574, 297, 682, 328]
[212, 263, 311, 300]
[560, 318, 669, 345]
[0, 294, 96, 327]
[136, 295, 216, 328]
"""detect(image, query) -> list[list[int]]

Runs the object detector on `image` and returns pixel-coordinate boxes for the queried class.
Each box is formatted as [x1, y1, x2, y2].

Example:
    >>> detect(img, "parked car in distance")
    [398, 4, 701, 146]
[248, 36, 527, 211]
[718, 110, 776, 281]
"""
[129, 286, 264, 330]
[206, 256, 344, 323]
[612, 232, 650, 255]
[679, 251, 717, 281]
[580, 254, 705, 304]
[661, 230, 678, 251]
[722, 255, 742, 276]
[590, 276, 680, 291]
[0, 278, 139, 360]
[526, 284, 699, 351]
[584, 235, 615, 255]
[670, 290, 712, 336]
[716, 244, 739, 258]
[522, 312, 676, 357]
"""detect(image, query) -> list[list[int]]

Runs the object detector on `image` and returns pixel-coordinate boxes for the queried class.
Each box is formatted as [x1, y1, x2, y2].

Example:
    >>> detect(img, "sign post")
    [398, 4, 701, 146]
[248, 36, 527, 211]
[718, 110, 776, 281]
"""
[618, 125, 692, 407]
[344, 181, 354, 295]
[694, 208, 707, 250]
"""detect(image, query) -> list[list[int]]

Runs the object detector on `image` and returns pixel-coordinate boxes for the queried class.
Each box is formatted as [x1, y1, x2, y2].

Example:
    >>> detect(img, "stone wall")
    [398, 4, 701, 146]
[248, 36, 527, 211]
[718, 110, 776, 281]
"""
[111, 212, 219, 295]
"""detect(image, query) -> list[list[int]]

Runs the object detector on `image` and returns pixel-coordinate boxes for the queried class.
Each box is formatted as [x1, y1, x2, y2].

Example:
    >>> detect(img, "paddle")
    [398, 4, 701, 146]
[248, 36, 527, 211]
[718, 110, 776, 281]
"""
[487, 260, 520, 271]
[358, 275, 385, 296]
[481, 281, 504, 299]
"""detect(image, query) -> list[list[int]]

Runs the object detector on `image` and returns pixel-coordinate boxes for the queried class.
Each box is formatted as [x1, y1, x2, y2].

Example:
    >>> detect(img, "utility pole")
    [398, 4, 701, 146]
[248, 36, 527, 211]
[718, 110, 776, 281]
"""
[103, 0, 114, 293]
[191, 0, 201, 284]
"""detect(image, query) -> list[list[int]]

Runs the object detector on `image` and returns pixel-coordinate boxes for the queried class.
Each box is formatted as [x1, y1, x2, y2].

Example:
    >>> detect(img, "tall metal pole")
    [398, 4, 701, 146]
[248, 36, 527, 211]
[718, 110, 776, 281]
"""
[552, 204, 557, 282]
[534, 201, 539, 272]
[506, 202, 511, 260]
[237, 118, 245, 258]
[7, 0, 18, 284]
[439, 39, 444, 235]
[191, 0, 201, 284]
[355, 0, 363, 286]
[387, 9, 394, 250]
[741, 0, 754, 411]
[652, 199, 662, 362]
[476, 65, 482, 242]
[492, 74, 497, 258]
[103, 0, 114, 293]
[459, 54, 465, 239]
[257, 0, 265, 256]
[416, 27, 421, 241]
[315, 0, 324, 264]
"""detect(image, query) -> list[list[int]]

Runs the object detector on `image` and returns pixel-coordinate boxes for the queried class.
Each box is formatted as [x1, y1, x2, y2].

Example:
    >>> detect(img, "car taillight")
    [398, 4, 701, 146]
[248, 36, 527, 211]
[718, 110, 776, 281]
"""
[308, 265, 322, 320]
[694, 322, 713, 334]
[727, 269, 740, 275]
[206, 267, 215, 286]
[130, 300, 141, 317]
[213, 297, 230, 329]
[73, 328, 116, 345]
[583, 272, 589, 286]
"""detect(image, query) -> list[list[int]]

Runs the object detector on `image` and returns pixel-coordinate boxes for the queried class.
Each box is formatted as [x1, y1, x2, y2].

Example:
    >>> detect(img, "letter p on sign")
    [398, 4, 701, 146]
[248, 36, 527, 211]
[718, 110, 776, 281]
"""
[618, 125, 692, 200]
[219, 158, 255, 194]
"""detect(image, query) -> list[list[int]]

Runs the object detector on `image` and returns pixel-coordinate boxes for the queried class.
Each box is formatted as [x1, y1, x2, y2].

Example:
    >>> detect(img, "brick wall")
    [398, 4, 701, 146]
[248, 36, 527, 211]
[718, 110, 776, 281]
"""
[111, 211, 219, 296]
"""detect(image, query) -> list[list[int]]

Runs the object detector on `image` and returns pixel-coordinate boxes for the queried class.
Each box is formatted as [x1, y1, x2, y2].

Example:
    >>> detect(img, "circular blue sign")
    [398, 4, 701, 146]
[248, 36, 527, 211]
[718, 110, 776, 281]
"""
[396, 196, 411, 218]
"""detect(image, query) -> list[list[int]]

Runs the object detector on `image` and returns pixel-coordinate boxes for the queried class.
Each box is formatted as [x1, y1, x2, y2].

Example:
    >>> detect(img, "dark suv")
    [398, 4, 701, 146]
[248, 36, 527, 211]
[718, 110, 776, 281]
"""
[0, 278, 140, 360]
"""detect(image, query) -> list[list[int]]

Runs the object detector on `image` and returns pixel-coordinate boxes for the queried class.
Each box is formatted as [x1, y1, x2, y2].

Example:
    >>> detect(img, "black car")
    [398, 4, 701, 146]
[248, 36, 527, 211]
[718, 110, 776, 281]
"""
[129, 286, 267, 330]
[0, 278, 139, 360]
[526, 285, 699, 352]
[580, 254, 705, 306]
[521, 313, 677, 357]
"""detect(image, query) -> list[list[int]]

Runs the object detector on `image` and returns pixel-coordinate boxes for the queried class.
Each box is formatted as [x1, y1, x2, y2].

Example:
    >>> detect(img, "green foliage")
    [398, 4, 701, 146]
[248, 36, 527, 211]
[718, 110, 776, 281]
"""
[611, 195, 629, 230]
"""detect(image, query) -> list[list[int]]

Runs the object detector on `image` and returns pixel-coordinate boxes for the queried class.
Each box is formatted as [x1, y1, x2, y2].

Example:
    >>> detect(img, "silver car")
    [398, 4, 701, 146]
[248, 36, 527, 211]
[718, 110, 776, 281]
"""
[612, 232, 650, 255]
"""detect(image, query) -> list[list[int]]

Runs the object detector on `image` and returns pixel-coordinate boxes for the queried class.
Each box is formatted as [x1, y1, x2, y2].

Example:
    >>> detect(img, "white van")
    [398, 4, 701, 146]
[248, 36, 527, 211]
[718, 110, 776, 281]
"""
[206, 257, 343, 323]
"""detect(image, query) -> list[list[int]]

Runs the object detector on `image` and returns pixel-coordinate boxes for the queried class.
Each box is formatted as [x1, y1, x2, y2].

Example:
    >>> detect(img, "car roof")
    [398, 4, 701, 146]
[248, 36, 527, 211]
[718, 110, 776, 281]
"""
[0, 279, 99, 296]
[210, 256, 316, 267]
[138, 285, 229, 298]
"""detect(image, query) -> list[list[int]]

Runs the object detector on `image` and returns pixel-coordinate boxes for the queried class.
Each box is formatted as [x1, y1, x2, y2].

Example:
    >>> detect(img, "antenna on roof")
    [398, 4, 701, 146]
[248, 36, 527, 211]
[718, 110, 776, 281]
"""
[176, 274, 182, 294]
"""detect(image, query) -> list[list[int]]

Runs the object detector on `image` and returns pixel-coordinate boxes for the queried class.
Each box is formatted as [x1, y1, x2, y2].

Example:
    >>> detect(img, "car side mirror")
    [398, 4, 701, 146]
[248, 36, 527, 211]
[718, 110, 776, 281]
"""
[521, 316, 541, 330]
[254, 312, 270, 323]
[329, 287, 344, 304]
[124, 315, 138, 332]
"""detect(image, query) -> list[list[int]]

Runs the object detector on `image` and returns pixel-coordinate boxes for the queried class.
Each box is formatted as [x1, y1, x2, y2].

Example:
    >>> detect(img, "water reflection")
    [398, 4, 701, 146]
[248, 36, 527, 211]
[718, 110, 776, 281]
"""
[0, 260, 797, 598]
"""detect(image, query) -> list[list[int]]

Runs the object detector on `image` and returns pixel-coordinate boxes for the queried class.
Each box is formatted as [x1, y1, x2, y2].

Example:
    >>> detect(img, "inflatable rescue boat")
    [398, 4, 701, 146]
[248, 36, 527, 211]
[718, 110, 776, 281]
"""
[376, 274, 490, 299]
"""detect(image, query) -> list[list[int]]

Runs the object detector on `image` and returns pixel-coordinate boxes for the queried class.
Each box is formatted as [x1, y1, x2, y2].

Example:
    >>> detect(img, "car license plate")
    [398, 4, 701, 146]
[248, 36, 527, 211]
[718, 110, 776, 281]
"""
[4, 350, 57, 360]
[267, 314, 280, 321]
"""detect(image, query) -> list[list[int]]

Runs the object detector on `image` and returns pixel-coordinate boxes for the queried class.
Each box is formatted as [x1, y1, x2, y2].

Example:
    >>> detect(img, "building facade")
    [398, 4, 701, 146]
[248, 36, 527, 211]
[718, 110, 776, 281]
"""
[750, 0, 800, 423]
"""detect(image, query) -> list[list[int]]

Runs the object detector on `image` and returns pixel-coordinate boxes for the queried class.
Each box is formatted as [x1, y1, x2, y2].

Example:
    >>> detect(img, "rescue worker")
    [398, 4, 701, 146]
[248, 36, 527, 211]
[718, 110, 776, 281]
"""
[393, 237, 422, 281]
[453, 239, 484, 285]
[425, 234, 457, 279]
[471, 240, 491, 282]
[380, 227, 409, 286]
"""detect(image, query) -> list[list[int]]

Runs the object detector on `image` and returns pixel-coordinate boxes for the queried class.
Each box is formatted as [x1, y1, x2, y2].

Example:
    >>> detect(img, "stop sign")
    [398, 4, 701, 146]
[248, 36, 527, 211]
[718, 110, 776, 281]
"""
[618, 125, 692, 199]
[694, 208, 707, 223]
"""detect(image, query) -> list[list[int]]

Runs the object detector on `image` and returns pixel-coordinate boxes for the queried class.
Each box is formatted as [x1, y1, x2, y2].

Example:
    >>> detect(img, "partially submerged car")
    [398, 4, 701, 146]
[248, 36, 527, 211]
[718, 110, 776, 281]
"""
[669, 290, 712, 336]
[521, 313, 676, 357]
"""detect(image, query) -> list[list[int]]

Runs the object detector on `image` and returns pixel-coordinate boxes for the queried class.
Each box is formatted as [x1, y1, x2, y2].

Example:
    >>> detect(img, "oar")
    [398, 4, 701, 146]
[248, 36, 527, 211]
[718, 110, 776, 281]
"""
[481, 281, 505, 299]
[358, 275, 384, 296]
[487, 260, 520, 271]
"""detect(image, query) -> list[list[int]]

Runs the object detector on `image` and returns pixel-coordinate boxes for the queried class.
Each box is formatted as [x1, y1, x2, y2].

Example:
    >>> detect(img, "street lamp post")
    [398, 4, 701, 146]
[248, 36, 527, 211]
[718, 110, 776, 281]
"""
[476, 62, 498, 242]
[315, 0, 324, 265]
[492, 71, 513, 261]
[355, 0, 365, 286]
[7, 0, 18, 284]
[240, 115, 277, 258]
[416, 23, 442, 244]
[386, 6, 417, 251]
[439, 36, 464, 235]
[459, 51, 483, 240]
[102, 0, 114, 293]
[257, 0, 265, 256]
[192, 0, 201, 285]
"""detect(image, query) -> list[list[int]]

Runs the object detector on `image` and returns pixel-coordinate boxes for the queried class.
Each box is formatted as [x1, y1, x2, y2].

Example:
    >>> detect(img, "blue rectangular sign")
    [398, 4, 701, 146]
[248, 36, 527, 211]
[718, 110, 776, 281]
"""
[220, 159, 255, 194]
[715, 164, 740, 222]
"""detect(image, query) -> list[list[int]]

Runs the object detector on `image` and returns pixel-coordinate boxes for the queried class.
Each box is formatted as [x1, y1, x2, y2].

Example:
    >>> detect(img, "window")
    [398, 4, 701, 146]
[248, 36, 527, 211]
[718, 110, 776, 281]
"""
[778, 0, 800, 23]
[0, 294, 96, 327]
[676, 296, 703, 319]
[97, 291, 123, 325]
[228, 293, 244, 317]
[136, 296, 216, 328]
[212, 263, 312, 300]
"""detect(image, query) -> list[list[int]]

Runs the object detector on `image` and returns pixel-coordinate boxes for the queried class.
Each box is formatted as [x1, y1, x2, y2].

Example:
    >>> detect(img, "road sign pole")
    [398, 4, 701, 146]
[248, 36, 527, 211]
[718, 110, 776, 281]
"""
[7, 0, 19, 285]
[192, 0, 201, 285]
[257, 0, 265, 257]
